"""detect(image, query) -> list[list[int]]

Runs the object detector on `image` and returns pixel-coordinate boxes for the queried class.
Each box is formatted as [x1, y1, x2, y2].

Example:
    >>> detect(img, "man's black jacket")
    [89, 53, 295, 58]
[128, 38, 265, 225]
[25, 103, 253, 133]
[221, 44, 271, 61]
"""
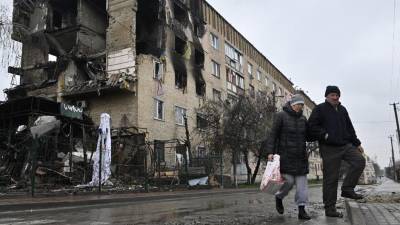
[308, 101, 361, 147]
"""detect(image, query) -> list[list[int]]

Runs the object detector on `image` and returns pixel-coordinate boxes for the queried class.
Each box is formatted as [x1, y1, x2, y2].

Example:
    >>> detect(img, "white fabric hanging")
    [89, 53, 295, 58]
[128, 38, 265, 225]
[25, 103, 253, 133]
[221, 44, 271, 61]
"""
[88, 113, 112, 186]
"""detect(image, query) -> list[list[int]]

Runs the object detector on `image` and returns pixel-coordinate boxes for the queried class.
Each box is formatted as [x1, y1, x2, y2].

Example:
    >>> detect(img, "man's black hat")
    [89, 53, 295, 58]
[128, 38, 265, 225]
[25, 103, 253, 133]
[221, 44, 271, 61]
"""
[325, 86, 341, 97]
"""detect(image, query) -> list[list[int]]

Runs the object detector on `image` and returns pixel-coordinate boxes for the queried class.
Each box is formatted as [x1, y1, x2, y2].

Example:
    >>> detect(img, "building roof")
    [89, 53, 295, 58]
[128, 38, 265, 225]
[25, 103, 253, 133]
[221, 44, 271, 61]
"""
[201, 0, 294, 92]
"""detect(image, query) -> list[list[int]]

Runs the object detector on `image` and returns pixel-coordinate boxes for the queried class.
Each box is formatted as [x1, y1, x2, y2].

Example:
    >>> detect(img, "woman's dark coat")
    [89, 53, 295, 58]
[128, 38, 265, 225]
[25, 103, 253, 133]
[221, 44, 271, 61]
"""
[264, 104, 309, 175]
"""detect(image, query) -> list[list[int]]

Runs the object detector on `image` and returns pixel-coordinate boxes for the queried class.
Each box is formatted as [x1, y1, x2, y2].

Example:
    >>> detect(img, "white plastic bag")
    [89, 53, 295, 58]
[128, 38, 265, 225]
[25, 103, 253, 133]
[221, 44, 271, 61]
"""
[260, 154, 284, 194]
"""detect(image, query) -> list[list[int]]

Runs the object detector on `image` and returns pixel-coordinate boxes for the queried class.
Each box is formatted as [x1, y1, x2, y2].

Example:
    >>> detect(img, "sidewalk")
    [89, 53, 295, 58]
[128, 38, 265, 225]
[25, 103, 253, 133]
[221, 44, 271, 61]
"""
[346, 178, 400, 225]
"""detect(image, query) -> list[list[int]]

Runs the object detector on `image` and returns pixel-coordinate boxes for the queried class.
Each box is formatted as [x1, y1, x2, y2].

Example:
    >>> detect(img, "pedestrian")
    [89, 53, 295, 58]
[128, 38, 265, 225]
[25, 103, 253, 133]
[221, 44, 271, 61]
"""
[308, 85, 366, 218]
[265, 94, 311, 220]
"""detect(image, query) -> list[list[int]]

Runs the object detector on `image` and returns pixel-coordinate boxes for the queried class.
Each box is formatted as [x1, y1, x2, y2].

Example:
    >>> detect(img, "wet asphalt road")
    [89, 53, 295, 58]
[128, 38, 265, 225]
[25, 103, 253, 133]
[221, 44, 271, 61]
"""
[0, 185, 351, 225]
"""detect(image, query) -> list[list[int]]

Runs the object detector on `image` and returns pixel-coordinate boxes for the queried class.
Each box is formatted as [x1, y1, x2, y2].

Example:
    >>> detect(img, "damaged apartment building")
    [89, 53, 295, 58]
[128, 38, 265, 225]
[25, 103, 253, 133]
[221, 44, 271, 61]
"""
[2, 0, 317, 185]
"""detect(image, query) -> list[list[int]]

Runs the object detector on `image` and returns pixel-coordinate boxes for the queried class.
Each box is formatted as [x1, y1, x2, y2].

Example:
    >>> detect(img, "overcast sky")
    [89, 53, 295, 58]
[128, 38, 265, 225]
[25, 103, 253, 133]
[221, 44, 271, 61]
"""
[0, 0, 399, 167]
[207, 0, 400, 167]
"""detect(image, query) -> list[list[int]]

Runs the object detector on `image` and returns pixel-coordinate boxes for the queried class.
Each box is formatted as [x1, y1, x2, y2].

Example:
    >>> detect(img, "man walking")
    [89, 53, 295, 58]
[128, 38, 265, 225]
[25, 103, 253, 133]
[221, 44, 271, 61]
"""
[308, 86, 366, 218]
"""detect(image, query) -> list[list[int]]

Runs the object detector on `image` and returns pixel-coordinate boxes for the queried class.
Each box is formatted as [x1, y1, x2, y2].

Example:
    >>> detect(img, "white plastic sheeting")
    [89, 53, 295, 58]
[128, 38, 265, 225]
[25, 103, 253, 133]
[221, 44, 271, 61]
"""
[88, 113, 112, 186]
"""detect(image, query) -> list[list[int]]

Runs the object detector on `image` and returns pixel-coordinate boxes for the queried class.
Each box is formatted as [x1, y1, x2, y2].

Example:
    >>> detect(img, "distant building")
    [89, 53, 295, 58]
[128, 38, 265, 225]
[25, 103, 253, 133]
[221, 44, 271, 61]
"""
[359, 155, 376, 184]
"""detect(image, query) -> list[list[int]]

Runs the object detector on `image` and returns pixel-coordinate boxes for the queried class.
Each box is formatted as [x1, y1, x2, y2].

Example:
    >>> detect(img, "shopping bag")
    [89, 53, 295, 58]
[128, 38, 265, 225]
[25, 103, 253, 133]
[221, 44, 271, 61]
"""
[260, 154, 284, 194]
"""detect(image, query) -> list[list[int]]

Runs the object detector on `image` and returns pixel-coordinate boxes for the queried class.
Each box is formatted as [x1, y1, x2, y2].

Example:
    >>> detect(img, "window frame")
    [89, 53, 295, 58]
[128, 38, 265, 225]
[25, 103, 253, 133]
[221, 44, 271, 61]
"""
[154, 140, 165, 162]
[212, 88, 222, 101]
[175, 105, 187, 126]
[153, 98, 164, 121]
[210, 33, 219, 50]
[211, 60, 220, 78]
[248, 63, 253, 76]
[153, 60, 164, 80]
[257, 70, 261, 81]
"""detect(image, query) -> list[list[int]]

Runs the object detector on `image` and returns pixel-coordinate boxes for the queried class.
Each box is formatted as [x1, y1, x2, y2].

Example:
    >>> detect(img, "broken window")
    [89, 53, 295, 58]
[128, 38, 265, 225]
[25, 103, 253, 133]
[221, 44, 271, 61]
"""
[196, 113, 207, 129]
[154, 61, 164, 80]
[197, 146, 206, 158]
[154, 140, 165, 162]
[172, 52, 187, 90]
[249, 85, 255, 98]
[227, 68, 244, 93]
[212, 89, 221, 101]
[195, 79, 206, 96]
[175, 36, 187, 55]
[154, 98, 164, 120]
[194, 49, 204, 67]
[173, 2, 188, 25]
[227, 94, 238, 105]
[53, 10, 62, 29]
[211, 60, 220, 78]
[175, 71, 187, 89]
[136, 0, 162, 56]
[175, 106, 186, 125]
[49, 0, 77, 30]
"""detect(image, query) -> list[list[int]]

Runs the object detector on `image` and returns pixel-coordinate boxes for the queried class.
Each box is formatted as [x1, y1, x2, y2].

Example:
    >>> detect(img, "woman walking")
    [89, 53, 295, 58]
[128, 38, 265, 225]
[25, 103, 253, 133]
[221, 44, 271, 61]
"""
[265, 94, 311, 220]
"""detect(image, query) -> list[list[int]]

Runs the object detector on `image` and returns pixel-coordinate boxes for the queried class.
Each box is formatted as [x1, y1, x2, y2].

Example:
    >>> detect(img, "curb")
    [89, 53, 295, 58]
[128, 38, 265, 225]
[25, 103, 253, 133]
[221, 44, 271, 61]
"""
[0, 188, 258, 213]
[345, 200, 366, 225]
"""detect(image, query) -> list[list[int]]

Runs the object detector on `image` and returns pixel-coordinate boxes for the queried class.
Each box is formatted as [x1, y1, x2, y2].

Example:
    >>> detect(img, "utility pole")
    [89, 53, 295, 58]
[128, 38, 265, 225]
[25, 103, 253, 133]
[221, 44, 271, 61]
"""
[389, 135, 397, 181]
[390, 103, 400, 155]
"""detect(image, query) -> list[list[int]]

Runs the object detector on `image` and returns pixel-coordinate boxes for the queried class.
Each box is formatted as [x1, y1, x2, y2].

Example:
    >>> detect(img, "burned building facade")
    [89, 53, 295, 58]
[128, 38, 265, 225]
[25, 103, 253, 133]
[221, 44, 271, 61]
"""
[6, 0, 300, 181]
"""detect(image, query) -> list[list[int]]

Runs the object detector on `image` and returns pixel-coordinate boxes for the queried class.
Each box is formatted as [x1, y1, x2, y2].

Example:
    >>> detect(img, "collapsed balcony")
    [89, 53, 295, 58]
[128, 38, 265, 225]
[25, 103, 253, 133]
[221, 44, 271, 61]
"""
[8, 0, 108, 99]
[62, 73, 137, 97]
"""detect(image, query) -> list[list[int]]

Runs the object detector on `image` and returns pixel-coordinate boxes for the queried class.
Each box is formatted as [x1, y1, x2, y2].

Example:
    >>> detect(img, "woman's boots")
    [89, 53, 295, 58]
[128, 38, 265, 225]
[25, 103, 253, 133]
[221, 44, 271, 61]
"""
[275, 196, 284, 214]
[275, 197, 311, 220]
[298, 206, 311, 220]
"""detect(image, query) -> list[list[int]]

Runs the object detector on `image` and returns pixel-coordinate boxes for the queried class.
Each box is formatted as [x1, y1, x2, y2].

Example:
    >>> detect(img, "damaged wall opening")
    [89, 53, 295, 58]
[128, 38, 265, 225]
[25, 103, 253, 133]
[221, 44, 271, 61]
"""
[175, 36, 187, 55]
[136, 0, 163, 57]
[194, 49, 204, 67]
[175, 70, 187, 90]
[48, 0, 78, 31]
[173, 2, 188, 25]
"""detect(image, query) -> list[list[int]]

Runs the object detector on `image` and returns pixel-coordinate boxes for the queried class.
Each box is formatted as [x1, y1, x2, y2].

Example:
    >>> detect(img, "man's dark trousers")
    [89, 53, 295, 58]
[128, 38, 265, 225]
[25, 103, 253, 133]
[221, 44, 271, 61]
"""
[320, 143, 366, 209]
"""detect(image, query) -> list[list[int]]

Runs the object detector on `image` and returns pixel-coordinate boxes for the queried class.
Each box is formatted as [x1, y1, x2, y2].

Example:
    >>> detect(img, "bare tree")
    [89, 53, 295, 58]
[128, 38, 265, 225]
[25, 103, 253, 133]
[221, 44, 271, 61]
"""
[197, 90, 275, 185]
[0, 3, 21, 79]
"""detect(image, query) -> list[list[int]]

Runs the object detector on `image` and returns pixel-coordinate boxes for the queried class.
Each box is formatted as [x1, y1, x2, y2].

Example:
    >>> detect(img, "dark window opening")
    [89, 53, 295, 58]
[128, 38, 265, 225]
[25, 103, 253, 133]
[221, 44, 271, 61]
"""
[53, 10, 62, 29]
[194, 25, 199, 37]
[175, 71, 187, 89]
[249, 85, 255, 98]
[154, 140, 165, 162]
[154, 61, 163, 80]
[174, 2, 188, 25]
[197, 146, 206, 158]
[21, 14, 30, 27]
[196, 114, 208, 129]
[213, 89, 221, 101]
[175, 36, 186, 55]
[194, 49, 204, 67]
[49, 0, 78, 30]
[136, 0, 162, 57]
[195, 80, 205, 96]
